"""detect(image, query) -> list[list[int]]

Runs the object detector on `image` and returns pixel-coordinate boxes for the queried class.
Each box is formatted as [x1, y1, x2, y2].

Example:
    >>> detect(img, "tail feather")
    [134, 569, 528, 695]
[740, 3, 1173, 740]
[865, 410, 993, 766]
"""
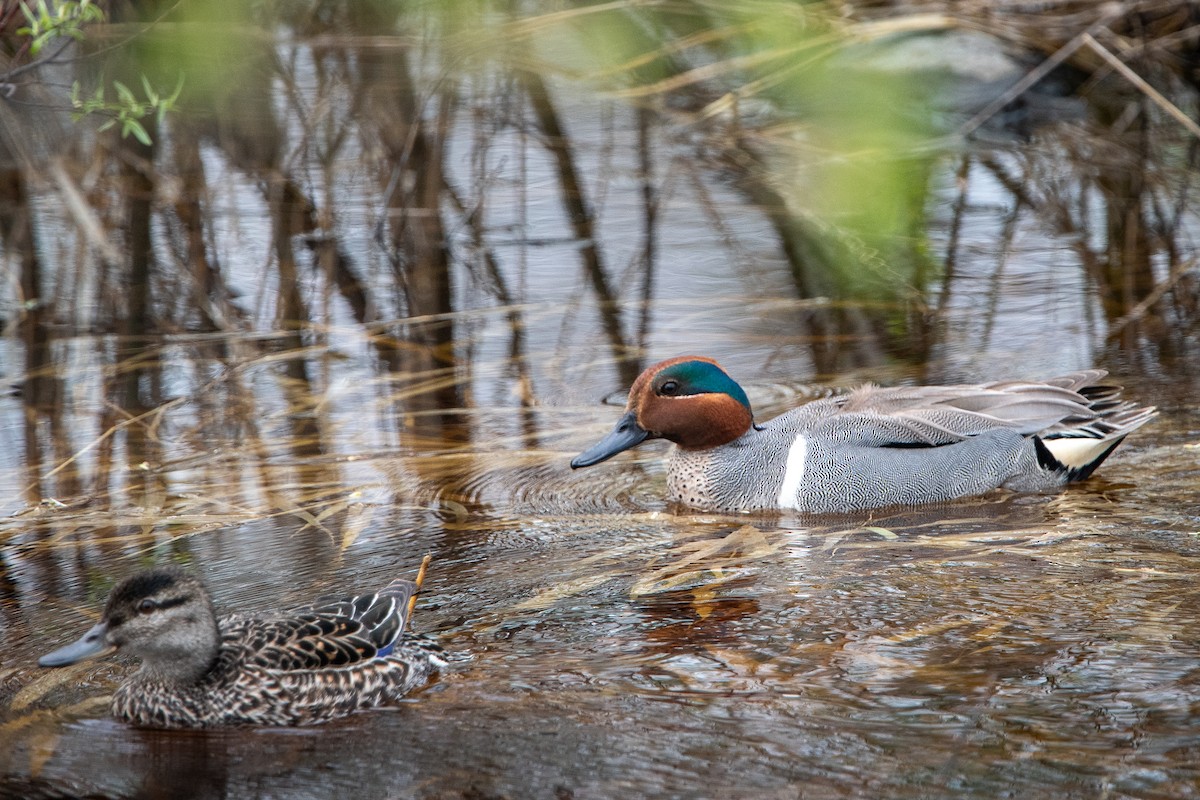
[1037, 434, 1128, 482]
[1030, 372, 1156, 484]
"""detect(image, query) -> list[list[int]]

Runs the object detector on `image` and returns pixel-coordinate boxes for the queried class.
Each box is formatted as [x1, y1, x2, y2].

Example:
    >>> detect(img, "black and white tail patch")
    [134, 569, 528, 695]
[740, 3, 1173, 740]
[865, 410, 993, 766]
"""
[1034, 434, 1128, 483]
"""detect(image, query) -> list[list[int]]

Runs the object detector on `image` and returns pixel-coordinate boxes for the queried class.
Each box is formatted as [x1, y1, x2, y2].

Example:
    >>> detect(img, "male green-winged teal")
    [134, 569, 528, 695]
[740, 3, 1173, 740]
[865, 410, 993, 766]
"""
[571, 356, 1156, 513]
[39, 568, 443, 728]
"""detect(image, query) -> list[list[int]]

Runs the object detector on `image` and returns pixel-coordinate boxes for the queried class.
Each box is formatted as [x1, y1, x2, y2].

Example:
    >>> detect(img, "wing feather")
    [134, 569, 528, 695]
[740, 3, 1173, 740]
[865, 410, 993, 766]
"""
[219, 579, 419, 672]
[809, 374, 1114, 447]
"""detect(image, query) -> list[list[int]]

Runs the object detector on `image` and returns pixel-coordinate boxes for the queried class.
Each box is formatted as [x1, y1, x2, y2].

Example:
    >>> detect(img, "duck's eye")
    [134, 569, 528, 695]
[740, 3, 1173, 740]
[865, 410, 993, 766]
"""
[659, 380, 681, 396]
[136, 598, 158, 614]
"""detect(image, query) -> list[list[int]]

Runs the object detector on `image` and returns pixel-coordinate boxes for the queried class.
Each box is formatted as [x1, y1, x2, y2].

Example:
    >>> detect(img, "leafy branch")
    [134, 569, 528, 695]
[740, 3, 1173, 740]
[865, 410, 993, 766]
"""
[70, 75, 185, 145]
[17, 0, 103, 55]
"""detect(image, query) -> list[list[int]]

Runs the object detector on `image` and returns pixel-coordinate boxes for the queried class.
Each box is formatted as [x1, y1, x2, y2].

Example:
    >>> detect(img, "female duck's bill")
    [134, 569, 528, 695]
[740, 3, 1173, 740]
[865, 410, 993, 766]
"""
[39, 621, 114, 667]
[570, 356, 1156, 514]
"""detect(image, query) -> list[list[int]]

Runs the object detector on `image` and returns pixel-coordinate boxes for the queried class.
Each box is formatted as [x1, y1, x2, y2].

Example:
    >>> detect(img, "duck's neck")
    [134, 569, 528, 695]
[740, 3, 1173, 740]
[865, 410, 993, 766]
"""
[134, 618, 222, 686]
[141, 648, 219, 686]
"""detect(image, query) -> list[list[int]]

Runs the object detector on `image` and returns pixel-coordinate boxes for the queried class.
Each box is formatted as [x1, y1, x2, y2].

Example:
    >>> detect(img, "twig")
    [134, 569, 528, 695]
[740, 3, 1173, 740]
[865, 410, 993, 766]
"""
[406, 554, 432, 625]
[958, 2, 1125, 138]
[0, 37, 75, 85]
[50, 161, 122, 266]
[29, 396, 185, 489]
[1106, 256, 1199, 339]
[1081, 32, 1200, 140]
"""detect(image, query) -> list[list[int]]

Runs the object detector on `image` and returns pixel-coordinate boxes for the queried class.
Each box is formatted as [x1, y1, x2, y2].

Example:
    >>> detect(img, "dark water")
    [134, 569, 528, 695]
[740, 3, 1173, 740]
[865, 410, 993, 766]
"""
[2, 3, 1200, 799]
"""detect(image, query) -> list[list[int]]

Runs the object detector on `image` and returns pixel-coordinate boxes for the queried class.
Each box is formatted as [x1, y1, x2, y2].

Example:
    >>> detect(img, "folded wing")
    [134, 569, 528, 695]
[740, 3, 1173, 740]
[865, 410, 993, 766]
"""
[222, 580, 418, 672]
[810, 371, 1154, 450]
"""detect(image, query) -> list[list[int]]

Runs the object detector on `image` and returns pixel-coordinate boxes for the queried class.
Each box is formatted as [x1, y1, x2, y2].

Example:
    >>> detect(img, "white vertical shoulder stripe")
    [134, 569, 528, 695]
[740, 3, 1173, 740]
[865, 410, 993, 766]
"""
[776, 434, 808, 509]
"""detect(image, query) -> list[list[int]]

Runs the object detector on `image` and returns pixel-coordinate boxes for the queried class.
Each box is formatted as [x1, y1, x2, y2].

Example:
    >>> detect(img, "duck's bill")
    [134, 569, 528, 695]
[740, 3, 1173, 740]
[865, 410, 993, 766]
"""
[570, 411, 651, 468]
[39, 622, 114, 667]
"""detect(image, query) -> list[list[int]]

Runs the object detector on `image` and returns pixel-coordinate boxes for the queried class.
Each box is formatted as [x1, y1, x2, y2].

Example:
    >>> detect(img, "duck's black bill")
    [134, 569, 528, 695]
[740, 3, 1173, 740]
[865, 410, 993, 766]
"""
[39, 621, 114, 667]
[571, 411, 651, 468]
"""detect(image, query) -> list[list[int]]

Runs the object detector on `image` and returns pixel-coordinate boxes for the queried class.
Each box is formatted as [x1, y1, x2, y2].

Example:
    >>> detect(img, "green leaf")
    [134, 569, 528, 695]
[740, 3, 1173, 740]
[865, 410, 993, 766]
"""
[126, 119, 151, 145]
[141, 75, 158, 105]
[113, 80, 136, 105]
[166, 74, 185, 105]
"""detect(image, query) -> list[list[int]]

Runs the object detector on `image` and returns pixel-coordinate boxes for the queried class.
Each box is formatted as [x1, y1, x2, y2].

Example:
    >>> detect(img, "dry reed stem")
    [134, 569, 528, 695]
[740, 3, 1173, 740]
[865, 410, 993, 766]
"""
[49, 161, 122, 266]
[610, 35, 841, 100]
[958, 3, 1126, 137]
[27, 397, 186, 489]
[407, 553, 433, 624]
[1108, 255, 1200, 337]
[1080, 32, 1200, 139]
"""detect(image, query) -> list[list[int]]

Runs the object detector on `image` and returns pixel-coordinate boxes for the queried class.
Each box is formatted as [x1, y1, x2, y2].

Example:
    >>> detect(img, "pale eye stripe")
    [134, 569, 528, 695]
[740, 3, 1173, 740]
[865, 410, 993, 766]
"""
[776, 435, 808, 509]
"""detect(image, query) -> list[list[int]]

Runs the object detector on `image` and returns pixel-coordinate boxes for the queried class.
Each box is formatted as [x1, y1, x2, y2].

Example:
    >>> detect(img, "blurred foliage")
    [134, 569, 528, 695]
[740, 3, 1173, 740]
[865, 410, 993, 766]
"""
[494, 0, 936, 300]
[16, 0, 103, 55]
[97, 0, 934, 301]
[0, 0, 936, 305]
[123, 0, 266, 105]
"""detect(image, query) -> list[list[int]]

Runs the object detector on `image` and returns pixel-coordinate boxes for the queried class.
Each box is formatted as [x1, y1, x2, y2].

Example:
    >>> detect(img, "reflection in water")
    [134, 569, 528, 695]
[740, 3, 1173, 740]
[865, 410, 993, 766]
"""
[1, 2, 1194, 383]
[1, 1, 1200, 798]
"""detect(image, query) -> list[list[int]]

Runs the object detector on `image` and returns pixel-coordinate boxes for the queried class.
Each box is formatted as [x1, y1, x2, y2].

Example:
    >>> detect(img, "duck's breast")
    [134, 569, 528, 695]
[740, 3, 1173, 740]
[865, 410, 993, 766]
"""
[666, 421, 803, 512]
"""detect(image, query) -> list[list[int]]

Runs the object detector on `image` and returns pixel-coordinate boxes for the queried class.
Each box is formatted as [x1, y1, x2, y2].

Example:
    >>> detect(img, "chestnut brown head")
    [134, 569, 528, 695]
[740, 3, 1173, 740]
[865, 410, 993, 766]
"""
[571, 357, 754, 468]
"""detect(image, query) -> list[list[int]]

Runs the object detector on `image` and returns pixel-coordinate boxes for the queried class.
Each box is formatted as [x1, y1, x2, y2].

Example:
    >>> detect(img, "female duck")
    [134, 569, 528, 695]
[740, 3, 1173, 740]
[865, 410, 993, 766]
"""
[39, 568, 443, 728]
[571, 356, 1155, 514]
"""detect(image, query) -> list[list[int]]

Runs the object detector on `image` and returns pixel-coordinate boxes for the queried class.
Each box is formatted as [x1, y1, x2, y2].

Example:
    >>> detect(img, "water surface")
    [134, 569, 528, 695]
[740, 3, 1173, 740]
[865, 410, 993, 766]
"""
[2, 4, 1199, 798]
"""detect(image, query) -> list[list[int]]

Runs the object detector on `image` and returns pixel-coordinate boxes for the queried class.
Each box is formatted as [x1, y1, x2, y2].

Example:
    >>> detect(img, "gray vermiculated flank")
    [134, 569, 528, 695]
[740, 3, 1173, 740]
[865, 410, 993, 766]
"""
[666, 373, 1153, 514]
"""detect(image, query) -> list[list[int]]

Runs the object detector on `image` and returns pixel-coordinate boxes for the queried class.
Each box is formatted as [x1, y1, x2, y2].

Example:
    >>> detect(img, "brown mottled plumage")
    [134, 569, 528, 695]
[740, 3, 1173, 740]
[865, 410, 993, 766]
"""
[39, 568, 443, 728]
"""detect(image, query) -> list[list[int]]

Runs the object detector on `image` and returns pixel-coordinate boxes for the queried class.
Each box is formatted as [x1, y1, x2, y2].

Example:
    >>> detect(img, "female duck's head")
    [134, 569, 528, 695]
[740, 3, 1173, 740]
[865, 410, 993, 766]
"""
[571, 356, 754, 468]
[40, 568, 220, 684]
